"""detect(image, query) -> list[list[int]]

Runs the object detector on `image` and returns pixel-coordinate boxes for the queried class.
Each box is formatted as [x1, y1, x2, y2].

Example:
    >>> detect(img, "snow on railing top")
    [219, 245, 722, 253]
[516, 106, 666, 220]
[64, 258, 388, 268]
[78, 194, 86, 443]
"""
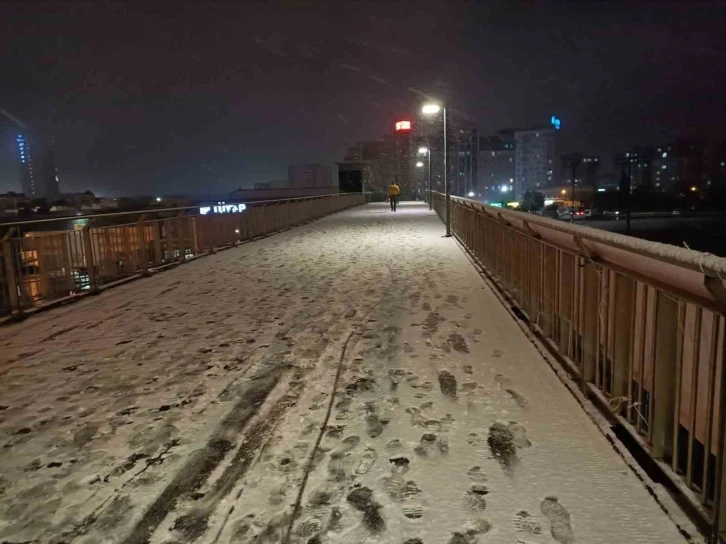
[448, 193, 726, 278]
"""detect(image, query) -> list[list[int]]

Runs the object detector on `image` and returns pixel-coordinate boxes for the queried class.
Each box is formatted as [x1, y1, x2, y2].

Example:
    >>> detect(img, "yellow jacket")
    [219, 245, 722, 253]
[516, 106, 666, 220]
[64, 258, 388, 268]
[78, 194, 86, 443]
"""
[387, 184, 400, 197]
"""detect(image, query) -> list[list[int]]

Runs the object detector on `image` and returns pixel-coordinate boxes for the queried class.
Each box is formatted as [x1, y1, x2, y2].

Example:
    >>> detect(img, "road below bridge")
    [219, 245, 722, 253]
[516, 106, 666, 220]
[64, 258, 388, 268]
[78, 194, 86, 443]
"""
[0, 203, 695, 543]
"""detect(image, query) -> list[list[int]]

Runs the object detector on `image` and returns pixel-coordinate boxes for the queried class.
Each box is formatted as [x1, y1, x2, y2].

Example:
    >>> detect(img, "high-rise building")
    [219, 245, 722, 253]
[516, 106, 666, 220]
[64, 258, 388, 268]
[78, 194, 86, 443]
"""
[16, 134, 60, 201]
[614, 147, 654, 190]
[455, 122, 478, 196]
[393, 120, 415, 197]
[514, 127, 556, 198]
[479, 130, 516, 194]
[561, 155, 601, 187]
[652, 140, 703, 193]
[337, 139, 395, 196]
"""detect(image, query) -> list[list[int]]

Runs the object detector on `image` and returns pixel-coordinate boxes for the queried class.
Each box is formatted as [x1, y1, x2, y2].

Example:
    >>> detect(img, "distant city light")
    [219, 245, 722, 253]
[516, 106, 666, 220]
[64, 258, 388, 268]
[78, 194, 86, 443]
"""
[235, 229, 240, 234]
[468, 191, 475, 197]
[550, 115, 561, 130]
[662, 152, 668, 158]
[690, 186, 698, 192]
[561, 189, 567, 195]
[418, 147, 428, 154]
[422, 104, 441, 114]
[500, 185, 509, 193]
[395, 120, 411, 131]
[156, 197, 162, 202]
[597, 188, 606, 192]
[544, 199, 555, 206]
[416, 161, 424, 167]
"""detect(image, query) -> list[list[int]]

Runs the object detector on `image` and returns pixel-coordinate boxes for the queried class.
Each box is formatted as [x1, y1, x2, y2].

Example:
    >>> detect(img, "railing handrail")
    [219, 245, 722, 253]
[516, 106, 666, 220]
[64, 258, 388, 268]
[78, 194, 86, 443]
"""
[433, 191, 726, 277]
[0, 192, 361, 229]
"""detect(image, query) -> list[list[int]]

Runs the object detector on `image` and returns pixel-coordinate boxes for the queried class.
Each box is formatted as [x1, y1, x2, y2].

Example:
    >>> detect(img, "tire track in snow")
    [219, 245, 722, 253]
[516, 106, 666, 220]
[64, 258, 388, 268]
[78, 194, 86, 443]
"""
[281, 327, 359, 544]
[119, 361, 286, 544]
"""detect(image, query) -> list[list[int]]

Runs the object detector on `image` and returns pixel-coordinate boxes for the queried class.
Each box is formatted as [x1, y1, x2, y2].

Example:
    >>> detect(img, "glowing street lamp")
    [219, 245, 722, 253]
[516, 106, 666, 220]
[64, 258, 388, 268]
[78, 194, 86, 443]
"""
[416, 161, 424, 167]
[561, 189, 567, 195]
[418, 147, 428, 154]
[422, 102, 449, 235]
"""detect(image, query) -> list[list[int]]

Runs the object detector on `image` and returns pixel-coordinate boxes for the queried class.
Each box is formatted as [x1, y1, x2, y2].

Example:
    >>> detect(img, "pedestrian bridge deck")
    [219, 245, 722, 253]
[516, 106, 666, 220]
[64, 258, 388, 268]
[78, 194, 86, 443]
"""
[0, 202, 693, 543]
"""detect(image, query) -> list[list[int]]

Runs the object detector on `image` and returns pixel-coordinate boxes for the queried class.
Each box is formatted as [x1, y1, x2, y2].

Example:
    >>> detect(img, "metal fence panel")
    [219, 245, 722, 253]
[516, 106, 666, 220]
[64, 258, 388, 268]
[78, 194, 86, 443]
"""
[0, 193, 363, 317]
[433, 191, 726, 539]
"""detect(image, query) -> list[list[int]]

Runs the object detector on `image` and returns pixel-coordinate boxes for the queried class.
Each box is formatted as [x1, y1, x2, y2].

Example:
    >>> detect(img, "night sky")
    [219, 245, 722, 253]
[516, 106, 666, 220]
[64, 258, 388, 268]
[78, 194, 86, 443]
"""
[1, 0, 725, 196]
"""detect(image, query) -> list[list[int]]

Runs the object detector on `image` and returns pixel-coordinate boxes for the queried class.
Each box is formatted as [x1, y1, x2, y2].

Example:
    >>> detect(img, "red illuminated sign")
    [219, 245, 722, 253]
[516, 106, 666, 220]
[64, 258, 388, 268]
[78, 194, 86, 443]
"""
[395, 120, 411, 131]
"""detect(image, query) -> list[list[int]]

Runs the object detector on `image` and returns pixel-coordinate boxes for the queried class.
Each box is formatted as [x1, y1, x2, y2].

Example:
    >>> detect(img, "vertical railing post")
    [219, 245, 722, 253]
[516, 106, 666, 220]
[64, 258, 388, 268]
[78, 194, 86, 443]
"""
[651, 291, 679, 459]
[261, 205, 268, 235]
[82, 223, 98, 294]
[713, 326, 726, 542]
[192, 217, 200, 255]
[137, 215, 149, 275]
[2, 228, 22, 316]
[176, 212, 186, 261]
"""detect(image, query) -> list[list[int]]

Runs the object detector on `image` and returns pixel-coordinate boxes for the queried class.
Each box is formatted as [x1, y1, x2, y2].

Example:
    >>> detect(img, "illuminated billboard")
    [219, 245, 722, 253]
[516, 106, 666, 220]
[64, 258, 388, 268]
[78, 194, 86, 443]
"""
[395, 121, 411, 131]
[200, 203, 247, 215]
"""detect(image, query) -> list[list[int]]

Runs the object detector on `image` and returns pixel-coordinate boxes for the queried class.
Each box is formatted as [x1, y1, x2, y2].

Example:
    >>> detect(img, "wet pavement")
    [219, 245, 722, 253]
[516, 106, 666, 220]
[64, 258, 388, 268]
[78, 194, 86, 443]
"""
[0, 202, 693, 543]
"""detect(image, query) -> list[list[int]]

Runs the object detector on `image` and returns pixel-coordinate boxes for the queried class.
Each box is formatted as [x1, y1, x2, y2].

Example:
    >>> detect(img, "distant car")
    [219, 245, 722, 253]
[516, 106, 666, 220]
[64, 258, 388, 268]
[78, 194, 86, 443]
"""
[557, 206, 586, 220]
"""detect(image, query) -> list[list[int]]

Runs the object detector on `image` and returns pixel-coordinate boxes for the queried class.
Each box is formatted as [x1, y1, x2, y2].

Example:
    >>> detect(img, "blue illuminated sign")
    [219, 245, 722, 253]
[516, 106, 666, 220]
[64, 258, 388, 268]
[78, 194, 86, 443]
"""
[551, 116, 561, 130]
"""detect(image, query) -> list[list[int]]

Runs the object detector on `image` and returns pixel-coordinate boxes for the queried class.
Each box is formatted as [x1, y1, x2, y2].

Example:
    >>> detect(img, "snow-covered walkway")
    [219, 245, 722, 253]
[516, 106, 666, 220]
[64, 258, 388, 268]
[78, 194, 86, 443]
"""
[0, 202, 691, 543]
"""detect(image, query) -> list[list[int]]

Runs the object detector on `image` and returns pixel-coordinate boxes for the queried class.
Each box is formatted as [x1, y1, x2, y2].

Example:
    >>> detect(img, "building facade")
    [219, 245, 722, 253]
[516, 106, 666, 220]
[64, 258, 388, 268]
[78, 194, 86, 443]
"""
[514, 127, 555, 199]
[614, 147, 655, 191]
[561, 155, 601, 188]
[288, 164, 334, 188]
[337, 139, 396, 196]
[454, 122, 478, 196]
[16, 134, 61, 201]
[393, 121, 415, 197]
[479, 130, 516, 195]
[651, 140, 703, 193]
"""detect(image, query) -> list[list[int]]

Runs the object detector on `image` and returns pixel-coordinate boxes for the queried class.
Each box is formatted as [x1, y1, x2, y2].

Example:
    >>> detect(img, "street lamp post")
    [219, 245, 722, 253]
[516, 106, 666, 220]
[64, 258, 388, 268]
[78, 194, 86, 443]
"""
[569, 156, 581, 224]
[418, 147, 432, 210]
[422, 103, 449, 236]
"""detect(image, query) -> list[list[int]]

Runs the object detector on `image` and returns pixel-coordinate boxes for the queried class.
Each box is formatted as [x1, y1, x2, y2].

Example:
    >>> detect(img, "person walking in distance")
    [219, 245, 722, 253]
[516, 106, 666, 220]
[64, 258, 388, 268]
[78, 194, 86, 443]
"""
[387, 182, 400, 212]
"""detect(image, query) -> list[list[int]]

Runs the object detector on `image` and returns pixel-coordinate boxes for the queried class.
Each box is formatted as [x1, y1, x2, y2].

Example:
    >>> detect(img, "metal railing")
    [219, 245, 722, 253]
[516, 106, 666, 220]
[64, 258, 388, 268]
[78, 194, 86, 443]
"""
[0, 193, 364, 318]
[433, 191, 726, 541]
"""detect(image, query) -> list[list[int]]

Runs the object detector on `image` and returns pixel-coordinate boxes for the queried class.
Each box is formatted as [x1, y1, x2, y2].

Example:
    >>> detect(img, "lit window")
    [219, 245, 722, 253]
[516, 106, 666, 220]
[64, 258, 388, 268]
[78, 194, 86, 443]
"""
[662, 152, 667, 158]
[662, 165, 667, 169]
